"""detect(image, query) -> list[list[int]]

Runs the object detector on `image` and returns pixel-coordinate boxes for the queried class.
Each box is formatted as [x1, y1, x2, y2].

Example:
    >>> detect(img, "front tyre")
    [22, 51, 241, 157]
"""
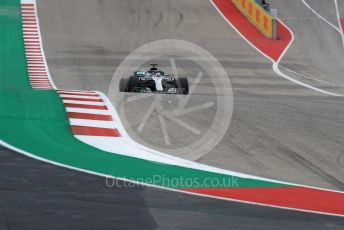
[119, 78, 129, 92]
[177, 77, 189, 95]
[127, 76, 140, 92]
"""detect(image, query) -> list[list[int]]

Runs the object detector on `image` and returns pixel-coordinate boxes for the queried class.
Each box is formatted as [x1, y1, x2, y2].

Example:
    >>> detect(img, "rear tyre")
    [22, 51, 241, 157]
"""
[119, 78, 129, 92]
[127, 76, 140, 92]
[177, 77, 189, 95]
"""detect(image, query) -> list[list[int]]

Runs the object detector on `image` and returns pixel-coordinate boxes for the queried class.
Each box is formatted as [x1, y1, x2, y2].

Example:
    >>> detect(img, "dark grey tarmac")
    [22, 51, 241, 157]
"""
[1, 145, 344, 229]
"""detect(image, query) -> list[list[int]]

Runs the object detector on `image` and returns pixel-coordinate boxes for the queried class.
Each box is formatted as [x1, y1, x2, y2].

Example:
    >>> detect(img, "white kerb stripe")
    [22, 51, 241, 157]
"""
[62, 100, 105, 106]
[69, 119, 117, 129]
[58, 90, 96, 94]
[59, 94, 100, 100]
[65, 107, 111, 115]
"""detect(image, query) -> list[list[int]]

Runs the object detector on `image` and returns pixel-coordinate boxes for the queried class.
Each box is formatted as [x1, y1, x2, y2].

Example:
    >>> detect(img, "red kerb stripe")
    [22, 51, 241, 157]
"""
[67, 112, 113, 121]
[181, 186, 344, 216]
[22, 18, 36, 21]
[63, 103, 107, 110]
[71, 126, 121, 137]
[62, 97, 103, 102]
[58, 92, 98, 96]
[23, 37, 40, 40]
[31, 81, 50, 83]
[28, 71, 46, 74]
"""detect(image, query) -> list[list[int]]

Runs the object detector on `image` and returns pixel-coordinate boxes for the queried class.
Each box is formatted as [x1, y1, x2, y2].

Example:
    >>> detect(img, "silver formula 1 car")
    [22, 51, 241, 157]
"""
[119, 64, 189, 95]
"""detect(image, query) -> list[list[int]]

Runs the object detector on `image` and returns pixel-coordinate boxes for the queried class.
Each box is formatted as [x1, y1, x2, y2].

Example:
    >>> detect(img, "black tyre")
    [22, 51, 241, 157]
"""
[119, 78, 129, 92]
[177, 77, 189, 95]
[127, 76, 140, 92]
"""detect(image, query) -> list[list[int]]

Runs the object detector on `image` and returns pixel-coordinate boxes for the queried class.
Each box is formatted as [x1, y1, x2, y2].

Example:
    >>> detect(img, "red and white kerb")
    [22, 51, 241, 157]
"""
[57, 90, 121, 137]
[21, 0, 54, 90]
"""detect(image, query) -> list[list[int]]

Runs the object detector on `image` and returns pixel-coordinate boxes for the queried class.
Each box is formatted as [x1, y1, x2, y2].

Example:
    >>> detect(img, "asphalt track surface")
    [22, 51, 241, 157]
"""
[2, 145, 344, 230]
[274, 0, 344, 95]
[301, 0, 339, 28]
[3, 0, 341, 228]
[38, 0, 344, 189]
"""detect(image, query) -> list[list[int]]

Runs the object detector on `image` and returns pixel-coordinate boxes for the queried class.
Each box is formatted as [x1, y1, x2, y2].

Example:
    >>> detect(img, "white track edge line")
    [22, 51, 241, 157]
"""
[209, 0, 343, 97]
[98, 92, 344, 195]
[0, 140, 343, 218]
[301, 0, 341, 33]
[334, 0, 344, 47]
